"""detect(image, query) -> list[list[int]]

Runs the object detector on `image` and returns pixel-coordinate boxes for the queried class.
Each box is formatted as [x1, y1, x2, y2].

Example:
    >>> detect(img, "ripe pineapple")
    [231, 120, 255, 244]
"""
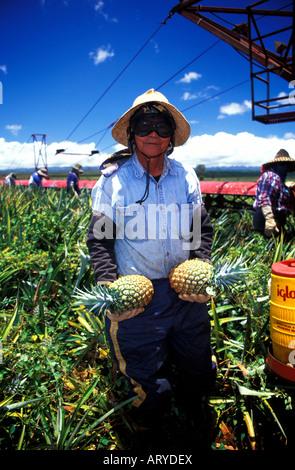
[74, 274, 154, 316]
[169, 257, 249, 296]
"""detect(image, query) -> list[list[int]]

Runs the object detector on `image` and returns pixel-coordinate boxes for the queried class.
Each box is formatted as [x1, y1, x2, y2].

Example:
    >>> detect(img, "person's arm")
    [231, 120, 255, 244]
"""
[87, 211, 145, 321]
[262, 205, 278, 237]
[258, 175, 279, 237]
[86, 212, 117, 283]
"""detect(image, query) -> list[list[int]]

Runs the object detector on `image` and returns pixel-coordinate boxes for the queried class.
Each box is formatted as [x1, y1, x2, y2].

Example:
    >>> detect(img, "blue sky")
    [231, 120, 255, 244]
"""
[0, 0, 294, 173]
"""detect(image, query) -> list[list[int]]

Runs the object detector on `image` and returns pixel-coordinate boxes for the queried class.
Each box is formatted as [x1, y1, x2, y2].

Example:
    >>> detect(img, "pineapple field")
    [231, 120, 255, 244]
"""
[1, 183, 295, 452]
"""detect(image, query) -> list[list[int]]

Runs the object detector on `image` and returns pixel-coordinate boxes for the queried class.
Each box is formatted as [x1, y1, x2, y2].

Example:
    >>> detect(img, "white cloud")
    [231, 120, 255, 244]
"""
[1, 133, 294, 172]
[94, 1, 117, 22]
[5, 124, 22, 136]
[172, 131, 295, 168]
[276, 91, 288, 105]
[177, 72, 202, 84]
[0, 65, 7, 74]
[0, 138, 109, 171]
[89, 45, 114, 65]
[151, 40, 159, 54]
[218, 100, 252, 118]
[284, 132, 295, 139]
[182, 92, 198, 101]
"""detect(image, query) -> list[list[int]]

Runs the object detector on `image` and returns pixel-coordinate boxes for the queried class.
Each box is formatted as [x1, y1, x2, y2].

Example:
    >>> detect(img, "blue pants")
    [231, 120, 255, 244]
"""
[105, 278, 216, 412]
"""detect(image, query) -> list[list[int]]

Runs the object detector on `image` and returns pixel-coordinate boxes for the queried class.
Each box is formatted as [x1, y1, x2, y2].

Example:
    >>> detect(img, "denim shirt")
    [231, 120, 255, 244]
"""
[91, 153, 203, 279]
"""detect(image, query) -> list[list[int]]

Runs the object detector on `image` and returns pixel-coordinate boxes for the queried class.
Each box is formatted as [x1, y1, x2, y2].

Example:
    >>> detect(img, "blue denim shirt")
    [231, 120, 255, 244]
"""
[91, 153, 203, 279]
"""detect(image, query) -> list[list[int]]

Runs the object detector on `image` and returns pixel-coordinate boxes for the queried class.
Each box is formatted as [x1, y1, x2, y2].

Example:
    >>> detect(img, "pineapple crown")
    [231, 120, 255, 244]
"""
[74, 284, 114, 316]
[210, 255, 250, 293]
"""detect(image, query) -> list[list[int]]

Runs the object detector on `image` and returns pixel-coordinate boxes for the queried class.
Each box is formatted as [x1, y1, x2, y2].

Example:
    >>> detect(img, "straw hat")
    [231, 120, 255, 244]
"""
[37, 168, 48, 177]
[262, 149, 295, 172]
[72, 163, 84, 173]
[111, 89, 191, 147]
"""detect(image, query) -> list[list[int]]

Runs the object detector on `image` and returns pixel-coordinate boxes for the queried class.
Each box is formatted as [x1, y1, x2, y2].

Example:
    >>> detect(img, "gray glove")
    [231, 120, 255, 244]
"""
[261, 205, 278, 237]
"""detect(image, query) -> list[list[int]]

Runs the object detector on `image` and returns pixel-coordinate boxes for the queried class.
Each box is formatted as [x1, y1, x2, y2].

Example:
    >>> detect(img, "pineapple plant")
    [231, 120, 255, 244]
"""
[74, 274, 154, 316]
[169, 256, 249, 296]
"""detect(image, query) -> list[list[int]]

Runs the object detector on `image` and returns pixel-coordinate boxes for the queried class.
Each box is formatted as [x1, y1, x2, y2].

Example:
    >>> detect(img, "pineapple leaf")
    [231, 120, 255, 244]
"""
[212, 256, 250, 291]
[74, 285, 113, 315]
[206, 286, 216, 296]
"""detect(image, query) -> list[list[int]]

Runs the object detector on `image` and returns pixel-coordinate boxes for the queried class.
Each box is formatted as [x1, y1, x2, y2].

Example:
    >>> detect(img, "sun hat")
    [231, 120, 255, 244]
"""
[37, 168, 48, 177]
[262, 149, 295, 172]
[72, 163, 84, 173]
[111, 89, 191, 147]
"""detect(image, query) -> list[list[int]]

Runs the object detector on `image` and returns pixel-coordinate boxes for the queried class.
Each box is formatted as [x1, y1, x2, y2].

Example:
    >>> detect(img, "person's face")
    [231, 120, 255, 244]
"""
[133, 114, 173, 158]
[134, 131, 171, 158]
[274, 163, 288, 181]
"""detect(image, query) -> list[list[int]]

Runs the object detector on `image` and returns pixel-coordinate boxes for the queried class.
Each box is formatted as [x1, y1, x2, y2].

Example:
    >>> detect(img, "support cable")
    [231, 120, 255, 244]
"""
[76, 40, 222, 146]
[180, 78, 250, 113]
[65, 15, 173, 141]
[156, 39, 221, 90]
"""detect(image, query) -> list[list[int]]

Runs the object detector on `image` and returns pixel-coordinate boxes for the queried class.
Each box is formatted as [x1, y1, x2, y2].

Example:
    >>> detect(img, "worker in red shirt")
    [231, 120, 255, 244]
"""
[253, 149, 295, 237]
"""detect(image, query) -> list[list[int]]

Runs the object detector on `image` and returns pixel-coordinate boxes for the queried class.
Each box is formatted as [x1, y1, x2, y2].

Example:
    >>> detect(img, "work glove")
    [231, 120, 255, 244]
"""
[178, 293, 212, 303]
[261, 205, 278, 238]
[97, 281, 144, 322]
[106, 308, 144, 322]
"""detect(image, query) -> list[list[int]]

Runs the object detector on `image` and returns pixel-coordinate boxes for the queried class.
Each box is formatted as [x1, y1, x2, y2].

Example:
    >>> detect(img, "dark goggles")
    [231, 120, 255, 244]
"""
[132, 115, 175, 138]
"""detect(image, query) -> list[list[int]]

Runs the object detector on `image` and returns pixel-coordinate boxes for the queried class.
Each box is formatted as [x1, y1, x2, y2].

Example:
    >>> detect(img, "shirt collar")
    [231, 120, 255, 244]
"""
[131, 152, 178, 179]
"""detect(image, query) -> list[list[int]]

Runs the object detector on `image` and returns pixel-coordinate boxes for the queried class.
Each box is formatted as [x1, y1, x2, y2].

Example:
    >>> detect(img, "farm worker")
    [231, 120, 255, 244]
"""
[86, 89, 216, 449]
[28, 168, 49, 190]
[253, 149, 295, 237]
[5, 172, 17, 186]
[67, 163, 83, 196]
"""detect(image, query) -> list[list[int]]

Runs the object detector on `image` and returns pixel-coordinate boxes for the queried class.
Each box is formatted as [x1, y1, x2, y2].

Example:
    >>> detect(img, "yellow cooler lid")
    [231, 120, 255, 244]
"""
[272, 259, 295, 278]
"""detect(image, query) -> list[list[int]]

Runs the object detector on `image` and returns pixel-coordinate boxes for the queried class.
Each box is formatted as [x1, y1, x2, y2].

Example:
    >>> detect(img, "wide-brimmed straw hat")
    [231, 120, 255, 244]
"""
[72, 163, 84, 173]
[262, 149, 295, 172]
[111, 89, 191, 147]
[37, 168, 48, 178]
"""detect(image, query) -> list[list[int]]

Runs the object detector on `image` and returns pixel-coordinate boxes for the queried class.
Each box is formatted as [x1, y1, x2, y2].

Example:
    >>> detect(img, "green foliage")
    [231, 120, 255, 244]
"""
[0, 186, 127, 450]
[207, 208, 295, 450]
[0, 186, 295, 450]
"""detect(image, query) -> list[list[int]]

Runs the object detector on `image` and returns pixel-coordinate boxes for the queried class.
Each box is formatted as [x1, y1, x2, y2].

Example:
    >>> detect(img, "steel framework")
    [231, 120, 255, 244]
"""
[171, 0, 295, 124]
[32, 134, 48, 171]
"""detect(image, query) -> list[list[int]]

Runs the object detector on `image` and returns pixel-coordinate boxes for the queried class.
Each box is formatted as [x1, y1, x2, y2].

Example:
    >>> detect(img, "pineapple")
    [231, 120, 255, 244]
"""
[74, 275, 154, 316]
[169, 257, 249, 296]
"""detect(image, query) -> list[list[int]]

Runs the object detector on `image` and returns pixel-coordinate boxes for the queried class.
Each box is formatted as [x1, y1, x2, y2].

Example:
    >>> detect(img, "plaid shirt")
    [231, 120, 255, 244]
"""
[253, 170, 290, 212]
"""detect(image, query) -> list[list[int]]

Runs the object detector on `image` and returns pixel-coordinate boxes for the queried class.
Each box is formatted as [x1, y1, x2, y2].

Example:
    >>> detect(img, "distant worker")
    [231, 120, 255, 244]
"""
[253, 149, 295, 237]
[5, 172, 17, 187]
[67, 163, 84, 197]
[28, 168, 49, 190]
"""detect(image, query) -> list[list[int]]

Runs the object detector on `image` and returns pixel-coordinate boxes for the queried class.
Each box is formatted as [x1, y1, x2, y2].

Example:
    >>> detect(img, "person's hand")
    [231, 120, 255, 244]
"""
[178, 293, 212, 303]
[262, 205, 279, 237]
[106, 308, 145, 322]
[97, 281, 145, 321]
[264, 217, 278, 237]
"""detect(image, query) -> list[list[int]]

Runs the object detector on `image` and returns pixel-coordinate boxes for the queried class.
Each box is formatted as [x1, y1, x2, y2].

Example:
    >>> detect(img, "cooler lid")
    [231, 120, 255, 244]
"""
[272, 259, 295, 278]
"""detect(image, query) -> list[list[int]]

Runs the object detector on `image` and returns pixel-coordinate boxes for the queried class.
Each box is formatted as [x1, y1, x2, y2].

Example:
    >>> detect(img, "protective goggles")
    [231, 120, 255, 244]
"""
[132, 114, 175, 138]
